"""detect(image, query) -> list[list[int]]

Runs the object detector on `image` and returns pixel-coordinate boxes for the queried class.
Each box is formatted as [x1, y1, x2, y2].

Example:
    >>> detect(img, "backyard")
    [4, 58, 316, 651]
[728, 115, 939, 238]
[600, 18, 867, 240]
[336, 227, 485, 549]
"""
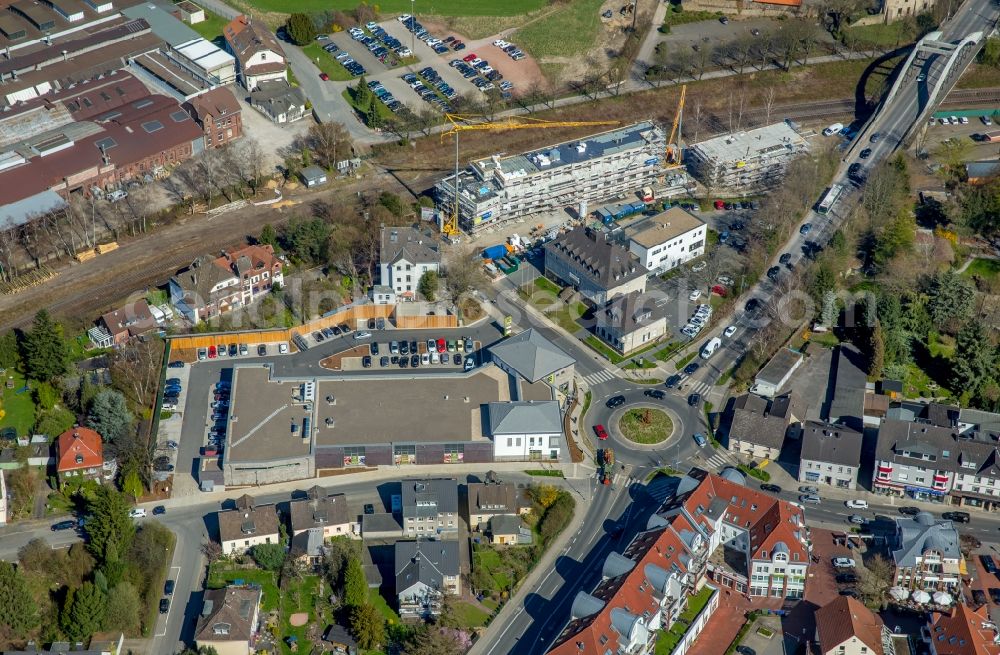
[0, 370, 36, 438]
[962, 257, 1000, 282]
[207, 563, 280, 611]
[187, 9, 229, 45]
[518, 278, 587, 335]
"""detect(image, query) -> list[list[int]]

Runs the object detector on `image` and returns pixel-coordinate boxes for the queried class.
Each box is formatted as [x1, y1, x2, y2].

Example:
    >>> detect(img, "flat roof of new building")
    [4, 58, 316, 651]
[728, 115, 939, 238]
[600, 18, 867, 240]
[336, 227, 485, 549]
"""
[122, 1, 200, 46]
[226, 366, 314, 462]
[625, 206, 705, 249]
[315, 367, 510, 446]
[174, 37, 235, 71]
[690, 121, 807, 164]
[472, 121, 662, 180]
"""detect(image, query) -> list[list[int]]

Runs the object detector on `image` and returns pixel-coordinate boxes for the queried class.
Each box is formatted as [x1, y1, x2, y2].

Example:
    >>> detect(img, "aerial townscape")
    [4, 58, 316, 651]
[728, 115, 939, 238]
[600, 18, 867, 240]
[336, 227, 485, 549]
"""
[3, 0, 1000, 653]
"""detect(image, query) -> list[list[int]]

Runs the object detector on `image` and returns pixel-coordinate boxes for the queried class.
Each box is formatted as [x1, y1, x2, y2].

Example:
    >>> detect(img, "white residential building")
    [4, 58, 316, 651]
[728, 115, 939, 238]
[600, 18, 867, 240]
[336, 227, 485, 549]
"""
[625, 206, 706, 273]
[378, 227, 441, 297]
[488, 401, 563, 460]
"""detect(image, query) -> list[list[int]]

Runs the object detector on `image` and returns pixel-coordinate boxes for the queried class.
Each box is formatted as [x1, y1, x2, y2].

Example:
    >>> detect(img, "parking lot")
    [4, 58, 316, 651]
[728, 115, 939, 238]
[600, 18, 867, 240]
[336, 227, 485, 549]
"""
[333, 335, 481, 371]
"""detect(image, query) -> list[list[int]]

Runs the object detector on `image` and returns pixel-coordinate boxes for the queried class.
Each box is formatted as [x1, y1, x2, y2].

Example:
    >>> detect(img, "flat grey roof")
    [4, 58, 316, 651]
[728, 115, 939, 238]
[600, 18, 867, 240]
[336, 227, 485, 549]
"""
[690, 121, 808, 164]
[226, 366, 313, 463]
[122, 2, 200, 47]
[315, 367, 509, 446]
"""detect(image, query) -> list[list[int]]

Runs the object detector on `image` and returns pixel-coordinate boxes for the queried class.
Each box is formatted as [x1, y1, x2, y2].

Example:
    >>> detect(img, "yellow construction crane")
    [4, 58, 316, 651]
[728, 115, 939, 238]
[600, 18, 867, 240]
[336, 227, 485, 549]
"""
[665, 85, 686, 169]
[440, 114, 620, 238]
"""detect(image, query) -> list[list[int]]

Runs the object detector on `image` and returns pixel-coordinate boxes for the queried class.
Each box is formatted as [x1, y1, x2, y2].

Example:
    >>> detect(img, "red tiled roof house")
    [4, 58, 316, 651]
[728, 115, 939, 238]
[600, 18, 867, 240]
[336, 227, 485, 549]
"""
[56, 427, 104, 487]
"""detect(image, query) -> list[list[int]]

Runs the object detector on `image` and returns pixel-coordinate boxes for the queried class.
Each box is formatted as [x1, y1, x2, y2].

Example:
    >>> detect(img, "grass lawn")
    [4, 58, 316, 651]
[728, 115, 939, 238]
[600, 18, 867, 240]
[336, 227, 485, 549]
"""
[369, 589, 400, 625]
[962, 257, 1000, 281]
[239, 0, 544, 15]
[515, 0, 604, 59]
[585, 335, 626, 364]
[188, 9, 229, 46]
[302, 42, 355, 81]
[207, 565, 279, 612]
[525, 469, 565, 477]
[518, 280, 585, 334]
[342, 88, 395, 126]
[280, 575, 321, 655]
[928, 332, 956, 359]
[451, 600, 490, 628]
[661, 8, 723, 31]
[473, 548, 511, 591]
[0, 370, 36, 438]
[902, 361, 949, 399]
[674, 352, 696, 371]
[809, 330, 840, 348]
[654, 586, 715, 655]
[619, 408, 673, 445]
[843, 21, 914, 48]
[956, 63, 1000, 89]
[482, 597, 500, 612]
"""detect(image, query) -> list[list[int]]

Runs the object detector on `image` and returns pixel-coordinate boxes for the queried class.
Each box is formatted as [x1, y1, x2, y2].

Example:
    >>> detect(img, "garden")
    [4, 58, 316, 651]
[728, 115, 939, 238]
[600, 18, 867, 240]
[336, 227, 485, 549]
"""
[518, 278, 588, 335]
[654, 586, 716, 655]
[619, 408, 673, 445]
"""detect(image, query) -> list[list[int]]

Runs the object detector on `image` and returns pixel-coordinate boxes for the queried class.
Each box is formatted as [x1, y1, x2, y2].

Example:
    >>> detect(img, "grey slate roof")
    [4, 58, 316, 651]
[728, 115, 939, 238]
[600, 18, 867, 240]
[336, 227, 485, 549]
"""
[249, 81, 305, 117]
[466, 481, 521, 516]
[401, 479, 458, 520]
[289, 528, 325, 559]
[122, 3, 201, 47]
[729, 393, 795, 450]
[193, 585, 261, 644]
[394, 539, 459, 592]
[828, 345, 866, 427]
[490, 329, 575, 383]
[289, 492, 350, 533]
[799, 421, 862, 466]
[601, 291, 667, 334]
[380, 226, 440, 267]
[960, 407, 1000, 433]
[488, 401, 562, 435]
[490, 514, 523, 536]
[875, 418, 1000, 477]
[892, 512, 960, 567]
[544, 226, 648, 289]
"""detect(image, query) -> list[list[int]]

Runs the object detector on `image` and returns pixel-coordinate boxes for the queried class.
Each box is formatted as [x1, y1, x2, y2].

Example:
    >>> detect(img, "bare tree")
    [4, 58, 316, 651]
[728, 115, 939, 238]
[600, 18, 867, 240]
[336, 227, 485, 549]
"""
[763, 86, 778, 124]
[857, 554, 894, 607]
[307, 121, 352, 170]
[109, 337, 164, 409]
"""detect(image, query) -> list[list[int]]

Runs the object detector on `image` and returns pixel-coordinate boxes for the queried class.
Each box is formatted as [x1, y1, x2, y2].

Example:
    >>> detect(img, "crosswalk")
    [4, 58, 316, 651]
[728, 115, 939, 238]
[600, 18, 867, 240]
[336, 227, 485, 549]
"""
[704, 450, 736, 472]
[686, 380, 712, 396]
[583, 369, 620, 385]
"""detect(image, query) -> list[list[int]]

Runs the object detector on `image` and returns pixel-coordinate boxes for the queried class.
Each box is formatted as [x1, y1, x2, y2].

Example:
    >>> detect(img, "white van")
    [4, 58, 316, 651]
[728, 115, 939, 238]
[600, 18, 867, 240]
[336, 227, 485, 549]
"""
[822, 123, 844, 137]
[700, 337, 722, 359]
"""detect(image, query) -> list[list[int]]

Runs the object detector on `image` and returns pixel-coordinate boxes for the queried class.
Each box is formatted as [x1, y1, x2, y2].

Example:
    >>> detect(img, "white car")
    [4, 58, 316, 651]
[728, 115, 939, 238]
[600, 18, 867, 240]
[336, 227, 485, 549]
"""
[688, 290, 702, 301]
[354, 331, 372, 340]
[691, 261, 707, 272]
[129, 508, 147, 519]
[724, 325, 738, 338]
[940, 117, 951, 125]
[960, 116, 969, 125]
[279, 342, 289, 354]
[833, 557, 856, 569]
[494, 39, 509, 47]
[822, 122, 844, 137]
[845, 499, 868, 509]
[397, 13, 411, 21]
[365, 21, 378, 29]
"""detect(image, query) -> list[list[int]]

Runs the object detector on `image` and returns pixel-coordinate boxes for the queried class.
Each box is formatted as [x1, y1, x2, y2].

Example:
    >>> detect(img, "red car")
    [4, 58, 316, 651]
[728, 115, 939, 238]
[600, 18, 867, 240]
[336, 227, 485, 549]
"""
[462, 53, 477, 62]
[713, 200, 725, 210]
[208, 345, 217, 358]
[319, 72, 330, 81]
[594, 424, 609, 441]
[711, 284, 727, 297]
[436, 338, 446, 353]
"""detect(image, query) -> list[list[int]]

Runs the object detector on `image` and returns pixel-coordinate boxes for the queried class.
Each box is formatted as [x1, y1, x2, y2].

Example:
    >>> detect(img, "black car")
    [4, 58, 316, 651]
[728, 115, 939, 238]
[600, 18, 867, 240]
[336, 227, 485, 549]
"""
[371, 342, 379, 355]
[943, 511, 970, 523]
[683, 362, 700, 375]
[644, 389, 665, 400]
[364, 503, 375, 514]
[779, 253, 792, 265]
[409, 340, 418, 353]
[731, 220, 746, 231]
[836, 572, 858, 584]
[981, 555, 997, 574]
[991, 588, 1000, 604]
[760, 483, 782, 493]
[168, 360, 185, 368]
[767, 266, 781, 280]
[313, 331, 325, 342]
[376, 318, 386, 330]
[606, 395, 626, 409]
[368, 319, 376, 329]
[228, 344, 238, 357]
[848, 162, 862, 176]
[688, 393, 701, 406]
[745, 298, 761, 314]
[870, 132, 881, 143]
[159, 598, 170, 614]
[898, 506, 920, 516]
[380, 356, 389, 367]
[258, 344, 267, 356]
[453, 353, 462, 365]
[164, 579, 175, 595]
[839, 589, 859, 598]
[153, 505, 166, 515]
[665, 375, 682, 389]
[410, 354, 419, 367]
[799, 223, 812, 235]
[859, 148, 872, 159]
[51, 520, 76, 531]
[362, 356, 372, 368]
[973, 589, 988, 605]
[330, 325, 341, 336]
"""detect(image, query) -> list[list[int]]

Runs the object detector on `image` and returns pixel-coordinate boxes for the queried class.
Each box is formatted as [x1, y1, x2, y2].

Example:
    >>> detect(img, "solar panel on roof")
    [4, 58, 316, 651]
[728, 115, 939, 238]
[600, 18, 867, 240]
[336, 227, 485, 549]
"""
[141, 120, 164, 133]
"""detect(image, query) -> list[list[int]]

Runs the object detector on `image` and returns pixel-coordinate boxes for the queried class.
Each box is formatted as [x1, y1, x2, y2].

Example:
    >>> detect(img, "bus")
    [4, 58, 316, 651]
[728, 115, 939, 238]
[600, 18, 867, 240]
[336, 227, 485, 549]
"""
[816, 184, 844, 214]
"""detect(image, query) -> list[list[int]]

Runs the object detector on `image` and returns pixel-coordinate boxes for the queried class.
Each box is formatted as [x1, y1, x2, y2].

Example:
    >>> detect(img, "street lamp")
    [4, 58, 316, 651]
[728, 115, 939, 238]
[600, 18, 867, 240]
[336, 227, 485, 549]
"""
[410, 0, 415, 57]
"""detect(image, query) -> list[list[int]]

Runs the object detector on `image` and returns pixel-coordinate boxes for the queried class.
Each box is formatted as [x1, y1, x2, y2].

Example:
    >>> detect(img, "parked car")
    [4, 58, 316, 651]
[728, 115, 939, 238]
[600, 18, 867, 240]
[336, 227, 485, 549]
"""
[168, 360, 185, 368]
[799, 494, 821, 504]
[760, 483, 781, 493]
[898, 506, 920, 516]
[362, 356, 372, 368]
[833, 557, 856, 568]
[51, 520, 76, 531]
[973, 589, 988, 605]
[159, 598, 170, 614]
[943, 511, 970, 523]
[991, 588, 1000, 604]
[848, 515, 866, 525]
[836, 572, 858, 584]
[798, 486, 818, 494]
[845, 499, 868, 509]
[129, 508, 147, 519]
[981, 555, 997, 574]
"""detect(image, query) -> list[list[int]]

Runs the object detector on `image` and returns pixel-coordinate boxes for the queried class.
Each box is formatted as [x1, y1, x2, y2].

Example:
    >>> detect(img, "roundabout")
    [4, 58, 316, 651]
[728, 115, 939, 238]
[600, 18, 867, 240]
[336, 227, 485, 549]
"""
[584, 386, 702, 470]
[617, 405, 675, 446]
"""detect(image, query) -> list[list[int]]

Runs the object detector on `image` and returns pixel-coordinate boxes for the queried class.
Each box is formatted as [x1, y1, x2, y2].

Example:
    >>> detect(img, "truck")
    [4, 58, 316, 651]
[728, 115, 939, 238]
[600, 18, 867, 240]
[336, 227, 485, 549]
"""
[641, 186, 655, 203]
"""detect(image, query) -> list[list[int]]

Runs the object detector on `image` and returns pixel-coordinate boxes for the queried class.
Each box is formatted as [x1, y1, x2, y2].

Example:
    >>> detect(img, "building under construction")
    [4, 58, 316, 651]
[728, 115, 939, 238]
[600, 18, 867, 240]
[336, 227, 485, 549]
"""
[685, 121, 809, 193]
[434, 121, 667, 234]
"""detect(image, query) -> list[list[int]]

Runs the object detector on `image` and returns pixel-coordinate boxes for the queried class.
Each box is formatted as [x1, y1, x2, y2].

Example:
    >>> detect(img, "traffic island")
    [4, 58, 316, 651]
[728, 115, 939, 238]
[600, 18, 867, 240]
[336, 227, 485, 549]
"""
[618, 406, 673, 445]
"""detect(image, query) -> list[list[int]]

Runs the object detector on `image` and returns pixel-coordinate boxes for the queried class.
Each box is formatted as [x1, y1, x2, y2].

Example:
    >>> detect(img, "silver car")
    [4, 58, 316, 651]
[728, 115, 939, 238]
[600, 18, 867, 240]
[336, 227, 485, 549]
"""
[799, 494, 821, 504]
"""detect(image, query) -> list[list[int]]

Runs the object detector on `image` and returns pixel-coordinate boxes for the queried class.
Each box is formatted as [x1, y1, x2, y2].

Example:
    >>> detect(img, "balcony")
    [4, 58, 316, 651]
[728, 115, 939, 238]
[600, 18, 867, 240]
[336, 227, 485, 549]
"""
[653, 586, 717, 655]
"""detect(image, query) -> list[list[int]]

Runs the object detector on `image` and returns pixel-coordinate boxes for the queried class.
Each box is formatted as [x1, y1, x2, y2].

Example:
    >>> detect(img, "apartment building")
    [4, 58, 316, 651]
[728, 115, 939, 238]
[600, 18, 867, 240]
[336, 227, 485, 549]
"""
[625, 206, 706, 274]
[169, 244, 283, 324]
[728, 393, 802, 461]
[593, 291, 668, 355]
[891, 512, 963, 592]
[223, 14, 286, 90]
[378, 226, 441, 297]
[435, 122, 666, 234]
[543, 227, 648, 305]
[401, 479, 459, 537]
[686, 122, 809, 193]
[799, 421, 864, 490]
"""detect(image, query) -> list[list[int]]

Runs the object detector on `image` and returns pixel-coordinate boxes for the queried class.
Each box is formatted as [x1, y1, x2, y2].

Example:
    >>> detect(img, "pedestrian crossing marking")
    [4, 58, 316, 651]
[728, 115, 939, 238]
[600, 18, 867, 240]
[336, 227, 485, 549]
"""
[583, 369, 619, 385]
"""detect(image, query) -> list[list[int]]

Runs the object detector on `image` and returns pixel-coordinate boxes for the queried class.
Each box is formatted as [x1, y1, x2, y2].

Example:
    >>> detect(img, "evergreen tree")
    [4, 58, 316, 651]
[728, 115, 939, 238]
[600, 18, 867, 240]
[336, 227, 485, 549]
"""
[349, 603, 385, 650]
[285, 13, 317, 45]
[87, 389, 133, 443]
[0, 561, 39, 638]
[952, 321, 995, 400]
[259, 224, 278, 248]
[86, 486, 135, 565]
[366, 99, 381, 129]
[121, 468, 143, 502]
[21, 310, 70, 382]
[868, 320, 885, 379]
[821, 291, 837, 328]
[355, 75, 370, 107]
[342, 554, 368, 607]
[61, 581, 106, 641]
[103, 582, 142, 636]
